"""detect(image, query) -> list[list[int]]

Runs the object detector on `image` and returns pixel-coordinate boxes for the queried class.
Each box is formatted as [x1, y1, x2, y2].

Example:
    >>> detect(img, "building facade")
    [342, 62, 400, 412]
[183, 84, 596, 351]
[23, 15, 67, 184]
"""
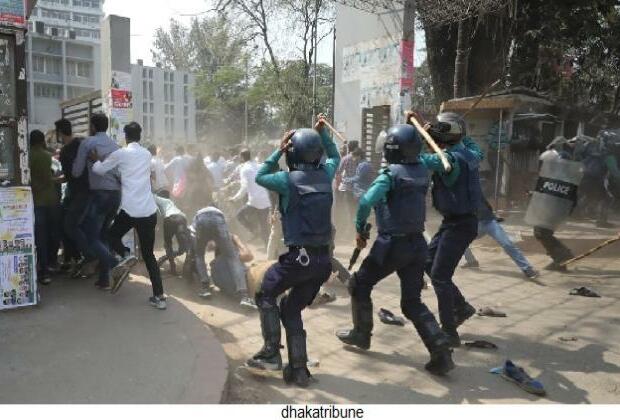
[131, 61, 197, 145]
[26, 0, 103, 132]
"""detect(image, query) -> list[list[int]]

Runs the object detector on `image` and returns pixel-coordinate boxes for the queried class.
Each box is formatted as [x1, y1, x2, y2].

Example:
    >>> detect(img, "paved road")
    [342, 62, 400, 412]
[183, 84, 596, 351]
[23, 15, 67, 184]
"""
[0, 272, 228, 404]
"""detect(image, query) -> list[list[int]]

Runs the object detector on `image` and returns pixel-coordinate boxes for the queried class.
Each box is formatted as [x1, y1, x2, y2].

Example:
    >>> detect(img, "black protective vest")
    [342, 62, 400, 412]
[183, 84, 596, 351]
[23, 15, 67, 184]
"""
[281, 168, 333, 246]
[374, 163, 429, 235]
[431, 147, 482, 217]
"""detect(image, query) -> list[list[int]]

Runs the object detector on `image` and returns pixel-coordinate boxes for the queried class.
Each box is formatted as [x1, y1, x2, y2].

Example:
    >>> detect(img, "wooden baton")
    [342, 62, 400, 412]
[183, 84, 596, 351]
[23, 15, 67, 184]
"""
[407, 113, 452, 172]
[321, 119, 349, 145]
[560, 234, 620, 267]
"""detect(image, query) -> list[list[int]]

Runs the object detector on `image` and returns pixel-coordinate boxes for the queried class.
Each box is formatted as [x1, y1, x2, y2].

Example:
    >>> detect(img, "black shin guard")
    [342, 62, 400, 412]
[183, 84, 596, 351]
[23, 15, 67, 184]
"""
[283, 331, 311, 387]
[410, 307, 455, 375]
[336, 297, 373, 349]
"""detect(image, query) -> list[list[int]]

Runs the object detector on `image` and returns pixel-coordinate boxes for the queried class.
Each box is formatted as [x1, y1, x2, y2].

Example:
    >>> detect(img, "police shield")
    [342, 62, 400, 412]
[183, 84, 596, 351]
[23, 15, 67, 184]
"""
[525, 159, 584, 230]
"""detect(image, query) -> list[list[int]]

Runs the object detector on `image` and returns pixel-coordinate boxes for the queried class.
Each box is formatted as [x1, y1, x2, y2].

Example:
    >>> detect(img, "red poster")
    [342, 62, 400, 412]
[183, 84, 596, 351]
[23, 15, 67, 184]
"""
[400, 39, 415, 90]
[111, 89, 133, 109]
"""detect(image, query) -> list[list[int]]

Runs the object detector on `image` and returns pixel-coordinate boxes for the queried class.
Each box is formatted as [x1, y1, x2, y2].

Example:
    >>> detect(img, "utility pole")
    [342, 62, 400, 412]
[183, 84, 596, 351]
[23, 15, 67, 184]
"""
[399, 0, 416, 122]
[312, 0, 319, 125]
[244, 56, 249, 144]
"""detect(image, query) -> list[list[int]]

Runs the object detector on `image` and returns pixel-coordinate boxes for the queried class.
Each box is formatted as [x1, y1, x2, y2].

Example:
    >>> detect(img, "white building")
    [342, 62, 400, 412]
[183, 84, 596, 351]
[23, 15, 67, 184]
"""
[26, 0, 104, 132]
[131, 60, 197, 145]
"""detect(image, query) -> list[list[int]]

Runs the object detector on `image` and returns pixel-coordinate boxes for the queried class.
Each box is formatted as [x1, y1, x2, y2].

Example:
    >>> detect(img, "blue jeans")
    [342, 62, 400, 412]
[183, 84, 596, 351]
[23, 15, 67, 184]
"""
[80, 190, 121, 282]
[463, 220, 532, 272]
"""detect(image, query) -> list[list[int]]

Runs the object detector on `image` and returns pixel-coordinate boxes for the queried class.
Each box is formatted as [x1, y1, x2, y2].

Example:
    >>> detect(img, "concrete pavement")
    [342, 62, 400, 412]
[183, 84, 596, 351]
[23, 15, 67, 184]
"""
[0, 272, 228, 404]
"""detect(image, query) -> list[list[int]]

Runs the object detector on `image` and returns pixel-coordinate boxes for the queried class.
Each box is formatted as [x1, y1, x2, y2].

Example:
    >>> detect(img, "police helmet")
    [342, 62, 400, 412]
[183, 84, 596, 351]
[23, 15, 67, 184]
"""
[429, 112, 466, 145]
[286, 128, 324, 170]
[376, 124, 422, 164]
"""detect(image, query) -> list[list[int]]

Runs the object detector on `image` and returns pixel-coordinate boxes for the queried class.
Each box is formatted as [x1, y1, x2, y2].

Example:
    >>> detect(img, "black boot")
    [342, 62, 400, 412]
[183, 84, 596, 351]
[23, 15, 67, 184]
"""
[411, 309, 455, 375]
[247, 301, 282, 371]
[442, 327, 461, 348]
[283, 331, 311, 388]
[336, 298, 373, 350]
[454, 302, 476, 328]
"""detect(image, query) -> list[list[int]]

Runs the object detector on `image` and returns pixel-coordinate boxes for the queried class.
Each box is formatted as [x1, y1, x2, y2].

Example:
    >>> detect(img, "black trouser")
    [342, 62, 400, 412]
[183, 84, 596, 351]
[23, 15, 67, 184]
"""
[162, 214, 191, 273]
[353, 233, 430, 319]
[63, 192, 91, 262]
[109, 210, 164, 297]
[237, 204, 270, 243]
[258, 248, 332, 335]
[426, 214, 478, 331]
[533, 227, 574, 264]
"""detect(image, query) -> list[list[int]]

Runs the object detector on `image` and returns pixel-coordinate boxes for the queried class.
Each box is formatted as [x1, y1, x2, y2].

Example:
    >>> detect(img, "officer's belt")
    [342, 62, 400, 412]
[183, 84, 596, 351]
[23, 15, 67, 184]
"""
[289, 245, 330, 254]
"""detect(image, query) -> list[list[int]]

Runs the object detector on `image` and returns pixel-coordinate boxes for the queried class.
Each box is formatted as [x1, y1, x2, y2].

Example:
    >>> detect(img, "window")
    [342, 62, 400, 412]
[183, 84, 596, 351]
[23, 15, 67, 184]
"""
[47, 57, 61, 75]
[148, 69, 153, 78]
[34, 83, 63, 98]
[32, 56, 45, 73]
[150, 103, 154, 113]
[184, 74, 188, 84]
[67, 86, 91, 99]
[143, 116, 148, 133]
[142, 81, 147, 95]
[184, 106, 188, 117]
[170, 118, 175, 132]
[184, 119, 189, 137]
[148, 82, 153, 99]
[165, 104, 169, 114]
[170, 105, 175, 115]
[183, 86, 188, 103]
[170, 73, 174, 83]
[143, 102, 148, 113]
[164, 72, 168, 82]
[164, 85, 168, 102]
[165, 118, 169, 133]
[142, 69, 147, 78]
[67, 61, 91, 78]
[169, 85, 174, 101]
[150, 117, 154, 134]
[77, 62, 90, 77]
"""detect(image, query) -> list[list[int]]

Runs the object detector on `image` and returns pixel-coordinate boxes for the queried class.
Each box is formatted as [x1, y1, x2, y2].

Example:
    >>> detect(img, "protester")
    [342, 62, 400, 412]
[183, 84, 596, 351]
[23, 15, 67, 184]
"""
[185, 205, 253, 307]
[461, 196, 539, 279]
[206, 150, 226, 189]
[72, 113, 123, 287]
[184, 152, 215, 217]
[155, 194, 191, 276]
[91, 122, 165, 309]
[148, 144, 170, 198]
[29, 130, 61, 285]
[165, 145, 191, 196]
[345, 148, 374, 201]
[56, 119, 90, 273]
[231, 148, 271, 245]
[334, 141, 360, 235]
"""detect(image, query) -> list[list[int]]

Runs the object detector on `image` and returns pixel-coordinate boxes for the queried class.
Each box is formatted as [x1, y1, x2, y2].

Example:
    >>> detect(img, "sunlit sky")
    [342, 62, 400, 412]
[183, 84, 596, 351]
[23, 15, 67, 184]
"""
[103, 0, 426, 67]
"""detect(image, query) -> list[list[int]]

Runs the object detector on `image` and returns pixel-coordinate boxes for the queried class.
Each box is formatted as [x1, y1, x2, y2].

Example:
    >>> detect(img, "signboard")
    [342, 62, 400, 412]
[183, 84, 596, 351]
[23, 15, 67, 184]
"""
[0, 0, 26, 29]
[0, 187, 37, 310]
[107, 71, 133, 144]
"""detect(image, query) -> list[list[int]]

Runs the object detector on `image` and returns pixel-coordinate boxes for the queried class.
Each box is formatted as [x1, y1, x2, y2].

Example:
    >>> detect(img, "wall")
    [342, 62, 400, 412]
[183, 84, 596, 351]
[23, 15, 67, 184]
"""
[334, 5, 403, 142]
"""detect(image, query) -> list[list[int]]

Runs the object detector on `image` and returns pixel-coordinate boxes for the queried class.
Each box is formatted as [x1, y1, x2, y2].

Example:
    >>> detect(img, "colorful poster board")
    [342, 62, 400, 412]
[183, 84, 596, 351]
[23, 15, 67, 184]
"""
[0, 187, 37, 310]
[0, 0, 26, 29]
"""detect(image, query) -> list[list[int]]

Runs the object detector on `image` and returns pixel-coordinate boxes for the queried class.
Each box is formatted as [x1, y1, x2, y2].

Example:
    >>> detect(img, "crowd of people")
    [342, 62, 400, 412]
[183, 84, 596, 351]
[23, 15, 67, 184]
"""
[28, 108, 619, 389]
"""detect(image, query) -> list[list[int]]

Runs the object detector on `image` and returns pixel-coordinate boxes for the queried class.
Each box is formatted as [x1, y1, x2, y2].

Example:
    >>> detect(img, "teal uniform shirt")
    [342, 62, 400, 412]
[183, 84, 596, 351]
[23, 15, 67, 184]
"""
[355, 136, 483, 234]
[255, 128, 341, 213]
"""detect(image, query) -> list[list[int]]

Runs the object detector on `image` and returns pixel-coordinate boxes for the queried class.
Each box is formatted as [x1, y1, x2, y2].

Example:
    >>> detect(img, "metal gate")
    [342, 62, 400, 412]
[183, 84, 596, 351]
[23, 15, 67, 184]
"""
[361, 105, 390, 172]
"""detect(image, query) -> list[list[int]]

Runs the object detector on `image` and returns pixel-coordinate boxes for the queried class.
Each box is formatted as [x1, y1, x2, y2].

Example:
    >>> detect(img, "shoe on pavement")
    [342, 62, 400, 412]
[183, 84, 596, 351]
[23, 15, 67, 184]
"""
[424, 347, 455, 376]
[240, 296, 257, 309]
[246, 346, 283, 371]
[39, 275, 52, 286]
[461, 261, 480, 269]
[523, 267, 540, 279]
[442, 328, 461, 348]
[544, 261, 567, 272]
[94, 280, 111, 291]
[149, 296, 167, 310]
[111, 256, 138, 294]
[336, 329, 371, 350]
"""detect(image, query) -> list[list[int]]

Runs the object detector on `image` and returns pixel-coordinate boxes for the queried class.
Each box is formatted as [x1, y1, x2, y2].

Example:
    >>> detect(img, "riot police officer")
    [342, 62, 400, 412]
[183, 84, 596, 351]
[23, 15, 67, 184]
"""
[418, 111, 484, 348]
[336, 124, 455, 375]
[246, 115, 340, 388]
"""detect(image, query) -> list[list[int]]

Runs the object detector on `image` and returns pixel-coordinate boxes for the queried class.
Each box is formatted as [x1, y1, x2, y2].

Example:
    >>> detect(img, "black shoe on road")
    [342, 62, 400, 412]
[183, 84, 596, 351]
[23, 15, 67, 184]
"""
[443, 328, 461, 348]
[454, 302, 476, 328]
[246, 347, 283, 371]
[336, 329, 371, 350]
[425, 347, 455, 376]
[283, 365, 311, 388]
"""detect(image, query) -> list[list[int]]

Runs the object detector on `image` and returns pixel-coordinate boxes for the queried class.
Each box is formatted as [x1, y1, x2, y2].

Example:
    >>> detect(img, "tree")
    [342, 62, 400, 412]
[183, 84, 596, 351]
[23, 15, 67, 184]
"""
[216, 0, 334, 126]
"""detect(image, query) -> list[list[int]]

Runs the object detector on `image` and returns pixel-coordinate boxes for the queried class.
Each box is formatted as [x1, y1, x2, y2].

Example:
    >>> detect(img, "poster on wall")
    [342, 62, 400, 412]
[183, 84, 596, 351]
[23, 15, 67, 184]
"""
[0, 187, 37, 310]
[107, 71, 133, 144]
[0, 0, 26, 28]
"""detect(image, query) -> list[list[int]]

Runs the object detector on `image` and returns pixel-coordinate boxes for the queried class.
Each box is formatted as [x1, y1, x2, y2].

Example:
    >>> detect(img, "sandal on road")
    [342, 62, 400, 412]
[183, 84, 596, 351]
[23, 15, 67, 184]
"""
[378, 308, 405, 326]
[478, 307, 507, 317]
[464, 340, 498, 350]
[569, 287, 601, 298]
[499, 360, 546, 396]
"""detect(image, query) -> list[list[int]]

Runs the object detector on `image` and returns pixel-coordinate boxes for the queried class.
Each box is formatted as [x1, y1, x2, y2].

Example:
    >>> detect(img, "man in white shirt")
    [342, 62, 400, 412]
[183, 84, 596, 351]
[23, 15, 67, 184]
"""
[231, 148, 271, 244]
[92, 122, 166, 309]
[205, 150, 226, 189]
[164, 145, 192, 187]
[148, 144, 170, 197]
